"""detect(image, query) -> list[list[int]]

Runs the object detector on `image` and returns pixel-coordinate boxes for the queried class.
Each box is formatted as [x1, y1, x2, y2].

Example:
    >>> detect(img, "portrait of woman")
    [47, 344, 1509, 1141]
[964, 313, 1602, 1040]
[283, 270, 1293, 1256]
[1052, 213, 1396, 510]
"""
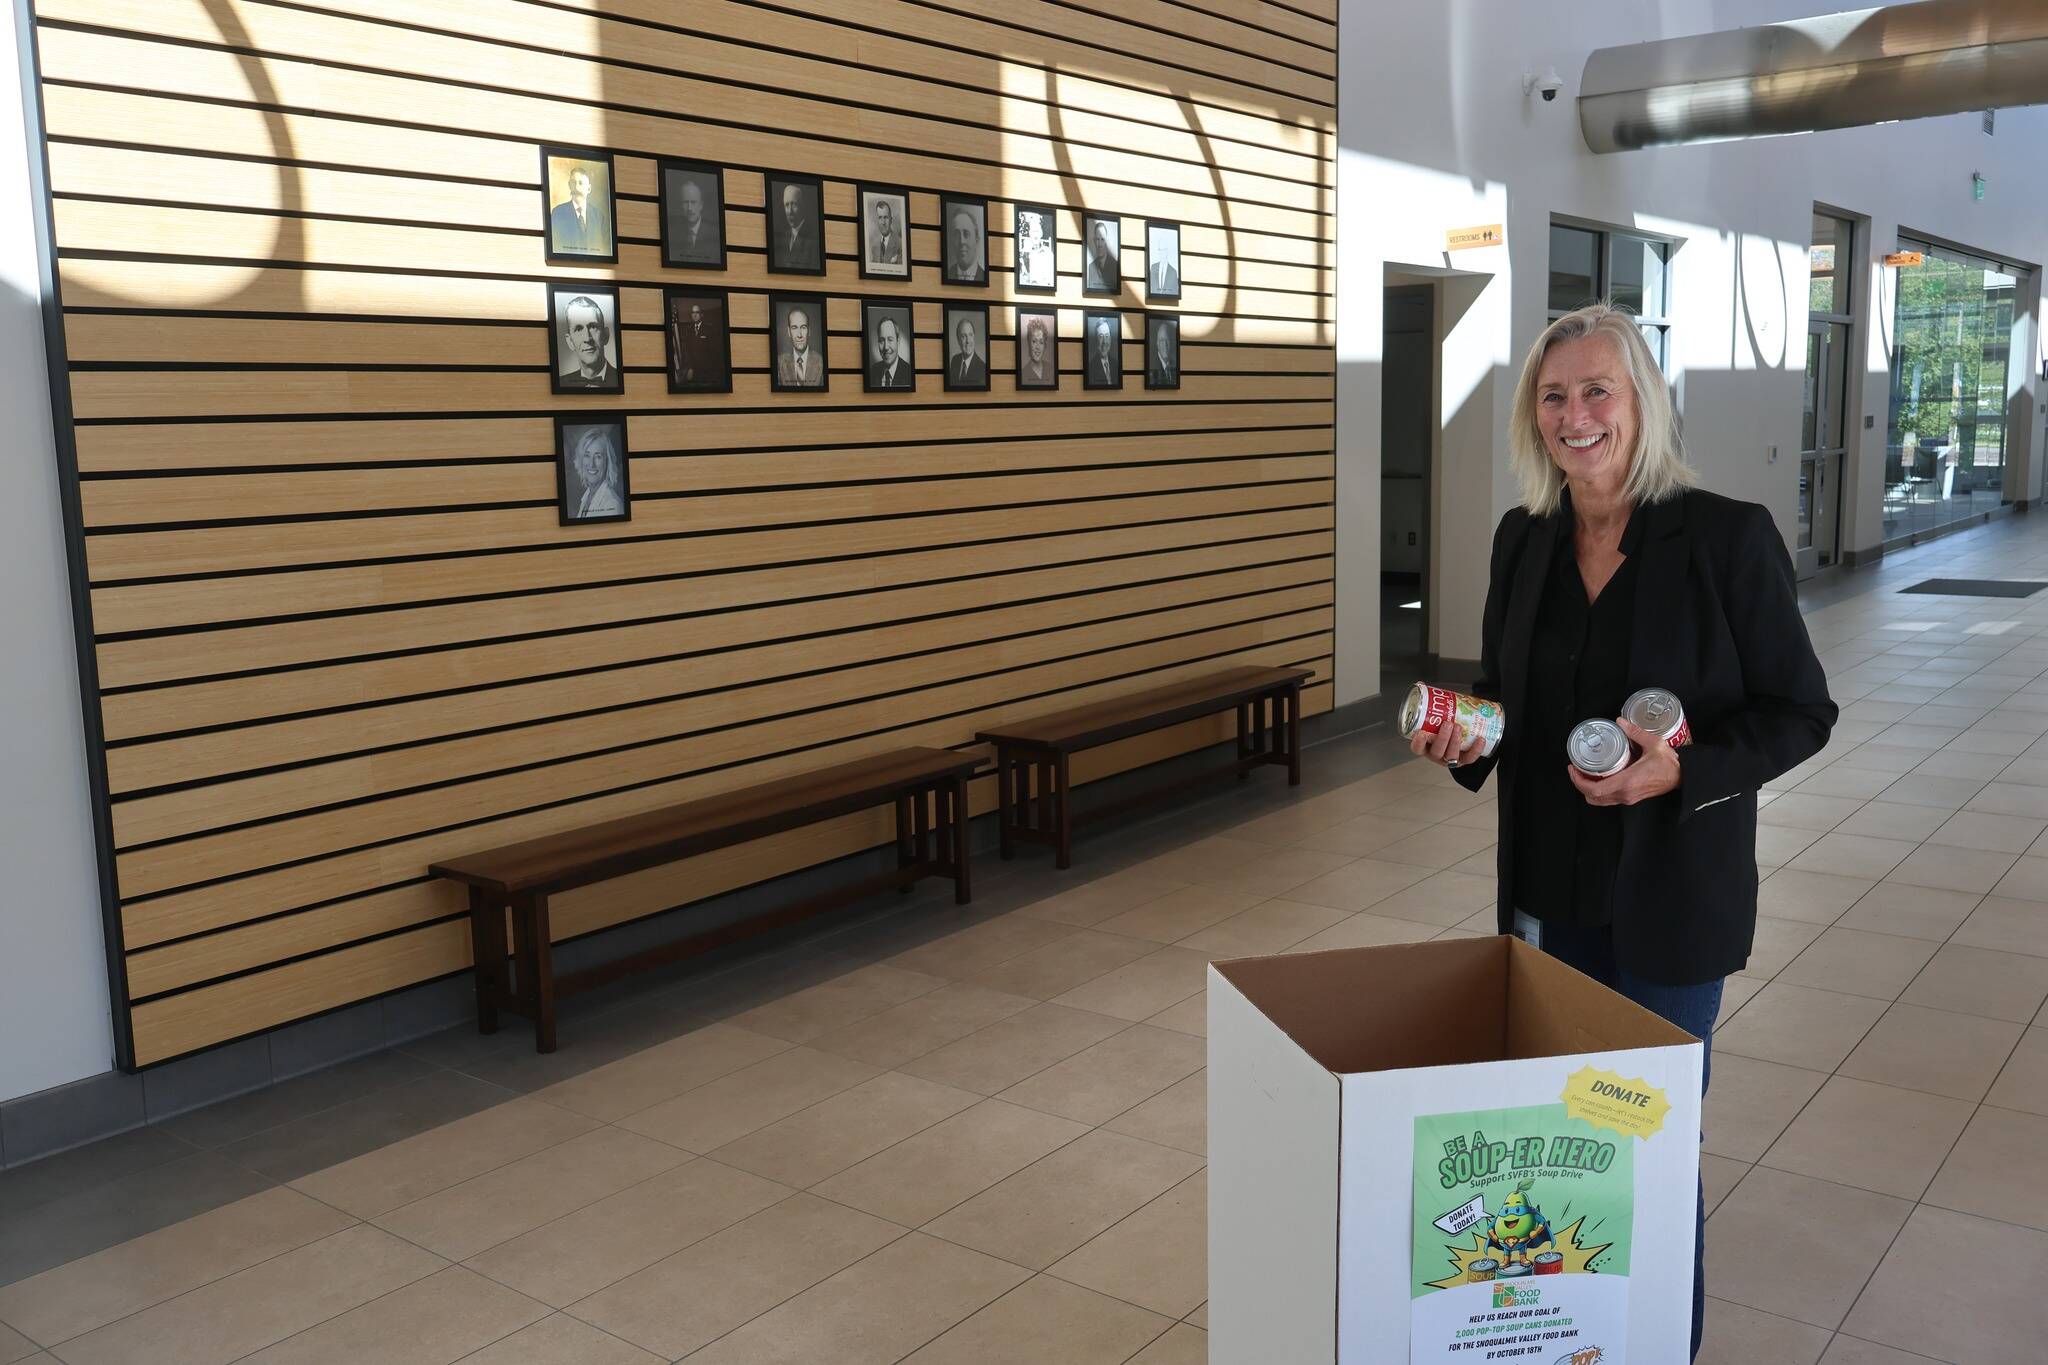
[1016, 307, 1058, 389]
[556, 419, 630, 524]
[1409, 302, 1836, 1361]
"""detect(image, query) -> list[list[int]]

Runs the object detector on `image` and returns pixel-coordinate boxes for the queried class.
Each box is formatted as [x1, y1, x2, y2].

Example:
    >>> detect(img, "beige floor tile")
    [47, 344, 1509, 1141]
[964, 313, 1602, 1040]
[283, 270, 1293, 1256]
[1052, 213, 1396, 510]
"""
[455, 1314, 662, 1365]
[1795, 766, 1902, 800]
[1788, 832, 1913, 881]
[1175, 898, 1348, 956]
[997, 1024, 1204, 1126]
[1093, 885, 1261, 943]
[1759, 1075, 1973, 1199]
[1990, 853, 2048, 901]
[1899, 942, 2048, 1022]
[901, 1274, 1171, 1364]
[1050, 946, 1211, 1021]
[1350, 786, 1486, 824]
[1832, 801, 1941, 842]
[1013, 871, 1184, 928]
[1756, 824, 1826, 866]
[1952, 894, 2048, 958]
[1695, 1297, 1831, 1365]
[1448, 849, 1498, 876]
[49, 1225, 444, 1365]
[237, 1265, 546, 1364]
[1287, 911, 1442, 952]
[1049, 1171, 1206, 1318]
[0, 1325, 33, 1365]
[528, 1024, 791, 1122]
[725, 964, 948, 1043]
[1838, 1003, 2026, 1101]
[899, 1003, 1129, 1095]
[1912, 748, 2012, 781]
[1775, 927, 1940, 1000]
[681, 1231, 1025, 1365]
[707, 1071, 980, 1188]
[1758, 793, 1865, 832]
[567, 1194, 903, 1360]
[1715, 974, 1767, 1028]
[1365, 824, 1497, 871]
[1966, 781, 2048, 819]
[966, 930, 1158, 1000]
[1834, 882, 1983, 940]
[1884, 842, 2020, 894]
[885, 913, 1079, 977]
[1874, 772, 1987, 808]
[1185, 1301, 1208, 1328]
[807, 983, 1039, 1068]
[1136, 836, 1355, 899]
[923, 1130, 1203, 1270]
[1144, 994, 1207, 1037]
[1224, 802, 1356, 847]
[1838, 742, 1936, 774]
[0, 1186, 352, 1347]
[616, 1046, 881, 1153]
[1712, 983, 1888, 1072]
[376, 1126, 688, 1262]
[1705, 1166, 1912, 1329]
[1701, 1154, 1748, 1216]
[1924, 1104, 2048, 1231]
[1844, 1205, 2048, 1363]
[1279, 857, 1435, 913]
[1817, 1335, 1949, 1364]
[1758, 869, 1876, 925]
[813, 1098, 1087, 1227]
[1288, 811, 1437, 857]
[1930, 809, 2048, 853]
[1735, 916, 1828, 981]
[1125, 1322, 1206, 1364]
[1703, 1053, 1830, 1162]
[1359, 870, 1495, 927]
[1103, 1070, 1205, 1156]
[1985, 1026, 2048, 1115]
[291, 1099, 598, 1220]
[465, 1158, 791, 1308]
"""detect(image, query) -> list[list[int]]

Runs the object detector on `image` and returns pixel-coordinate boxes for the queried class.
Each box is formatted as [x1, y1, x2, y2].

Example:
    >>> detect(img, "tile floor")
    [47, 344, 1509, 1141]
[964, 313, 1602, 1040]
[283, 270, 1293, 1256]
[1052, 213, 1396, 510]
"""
[7, 514, 2048, 1362]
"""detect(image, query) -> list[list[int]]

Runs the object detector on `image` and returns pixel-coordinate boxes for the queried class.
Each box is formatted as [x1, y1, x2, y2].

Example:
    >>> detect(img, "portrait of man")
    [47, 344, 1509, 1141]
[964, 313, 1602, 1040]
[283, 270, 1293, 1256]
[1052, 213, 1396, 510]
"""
[863, 302, 915, 392]
[1083, 213, 1120, 295]
[1084, 310, 1122, 389]
[665, 287, 731, 394]
[548, 284, 622, 395]
[1014, 204, 1057, 293]
[1146, 313, 1181, 390]
[660, 160, 725, 268]
[944, 305, 989, 391]
[771, 295, 829, 391]
[859, 185, 910, 280]
[1146, 220, 1182, 300]
[766, 173, 825, 274]
[942, 195, 988, 286]
[542, 149, 615, 262]
[556, 419, 630, 524]
[1016, 308, 1058, 390]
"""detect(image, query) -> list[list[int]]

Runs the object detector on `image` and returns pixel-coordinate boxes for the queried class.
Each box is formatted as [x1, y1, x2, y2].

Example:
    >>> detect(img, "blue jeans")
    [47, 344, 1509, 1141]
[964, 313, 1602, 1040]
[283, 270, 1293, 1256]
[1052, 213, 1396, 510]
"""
[1534, 920, 1722, 1363]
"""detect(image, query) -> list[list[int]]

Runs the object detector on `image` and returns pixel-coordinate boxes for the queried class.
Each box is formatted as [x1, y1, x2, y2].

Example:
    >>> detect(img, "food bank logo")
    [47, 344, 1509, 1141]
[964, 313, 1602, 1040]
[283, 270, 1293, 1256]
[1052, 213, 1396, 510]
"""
[1491, 1283, 1541, 1308]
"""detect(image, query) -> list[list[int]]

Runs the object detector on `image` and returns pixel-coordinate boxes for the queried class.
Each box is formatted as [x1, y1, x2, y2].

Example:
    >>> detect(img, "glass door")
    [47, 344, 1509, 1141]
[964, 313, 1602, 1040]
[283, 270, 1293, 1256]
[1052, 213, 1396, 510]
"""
[1801, 213, 1853, 576]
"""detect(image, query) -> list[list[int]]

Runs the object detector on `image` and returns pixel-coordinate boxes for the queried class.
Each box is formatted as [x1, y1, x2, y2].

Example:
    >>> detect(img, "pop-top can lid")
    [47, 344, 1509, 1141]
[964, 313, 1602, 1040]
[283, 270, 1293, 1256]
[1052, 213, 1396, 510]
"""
[1624, 688, 1682, 732]
[1567, 718, 1629, 772]
[1399, 683, 1428, 735]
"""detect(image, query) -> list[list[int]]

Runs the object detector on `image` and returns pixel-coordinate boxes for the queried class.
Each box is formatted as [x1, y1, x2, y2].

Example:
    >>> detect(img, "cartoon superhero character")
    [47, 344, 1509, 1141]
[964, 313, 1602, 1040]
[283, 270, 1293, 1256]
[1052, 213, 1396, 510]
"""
[1485, 1179, 1555, 1265]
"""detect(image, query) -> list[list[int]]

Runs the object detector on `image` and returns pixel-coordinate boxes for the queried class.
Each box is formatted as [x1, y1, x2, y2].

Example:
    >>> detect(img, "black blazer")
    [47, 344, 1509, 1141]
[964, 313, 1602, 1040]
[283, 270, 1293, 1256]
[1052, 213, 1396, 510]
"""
[1452, 488, 1836, 985]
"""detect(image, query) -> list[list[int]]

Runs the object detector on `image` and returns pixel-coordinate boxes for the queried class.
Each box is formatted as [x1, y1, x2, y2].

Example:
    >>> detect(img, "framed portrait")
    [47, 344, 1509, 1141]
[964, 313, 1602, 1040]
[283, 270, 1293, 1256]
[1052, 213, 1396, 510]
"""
[664, 286, 732, 394]
[659, 159, 725, 269]
[940, 194, 989, 287]
[943, 303, 990, 392]
[1083, 309, 1123, 390]
[862, 301, 916, 393]
[765, 172, 826, 275]
[556, 417, 630, 525]
[1082, 213, 1121, 296]
[1145, 313, 1181, 390]
[858, 183, 912, 281]
[1013, 203, 1058, 294]
[1015, 307, 1059, 391]
[541, 147, 616, 264]
[547, 283, 623, 396]
[769, 293, 830, 392]
[1145, 220, 1182, 301]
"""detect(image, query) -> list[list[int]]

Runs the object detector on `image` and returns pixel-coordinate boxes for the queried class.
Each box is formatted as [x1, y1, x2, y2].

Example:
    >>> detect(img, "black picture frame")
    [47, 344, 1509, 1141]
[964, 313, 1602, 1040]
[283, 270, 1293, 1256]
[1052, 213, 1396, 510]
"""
[943, 303, 991, 392]
[769, 292, 830, 392]
[1013, 202, 1059, 294]
[547, 282, 624, 395]
[540, 146, 618, 264]
[940, 193, 990, 287]
[857, 183, 913, 281]
[1145, 219, 1182, 301]
[765, 172, 827, 275]
[556, 416, 631, 525]
[1145, 313, 1181, 391]
[1082, 213, 1122, 296]
[862, 300, 917, 393]
[658, 158, 726, 269]
[1015, 307, 1059, 390]
[1083, 309, 1123, 390]
[664, 286, 733, 394]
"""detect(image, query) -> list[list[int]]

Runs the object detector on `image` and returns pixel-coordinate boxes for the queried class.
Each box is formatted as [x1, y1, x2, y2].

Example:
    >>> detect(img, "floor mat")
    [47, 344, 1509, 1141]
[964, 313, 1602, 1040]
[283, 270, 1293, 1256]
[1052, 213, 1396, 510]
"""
[1899, 578, 2047, 598]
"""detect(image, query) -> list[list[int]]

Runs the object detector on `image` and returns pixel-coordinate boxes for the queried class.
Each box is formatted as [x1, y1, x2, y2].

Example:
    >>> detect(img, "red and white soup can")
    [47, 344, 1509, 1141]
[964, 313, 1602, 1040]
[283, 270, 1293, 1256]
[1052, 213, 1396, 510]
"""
[1622, 687, 1692, 747]
[1400, 683, 1506, 759]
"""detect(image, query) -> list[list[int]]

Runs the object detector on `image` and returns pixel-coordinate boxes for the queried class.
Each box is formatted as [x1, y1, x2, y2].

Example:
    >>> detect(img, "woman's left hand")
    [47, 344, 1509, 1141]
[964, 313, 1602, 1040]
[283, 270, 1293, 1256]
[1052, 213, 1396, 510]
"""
[1569, 717, 1681, 806]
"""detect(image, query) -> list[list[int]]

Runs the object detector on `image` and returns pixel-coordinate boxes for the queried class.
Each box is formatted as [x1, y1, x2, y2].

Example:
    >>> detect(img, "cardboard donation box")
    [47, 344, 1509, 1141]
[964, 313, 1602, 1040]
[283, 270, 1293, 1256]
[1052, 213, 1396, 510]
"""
[1208, 936, 1703, 1364]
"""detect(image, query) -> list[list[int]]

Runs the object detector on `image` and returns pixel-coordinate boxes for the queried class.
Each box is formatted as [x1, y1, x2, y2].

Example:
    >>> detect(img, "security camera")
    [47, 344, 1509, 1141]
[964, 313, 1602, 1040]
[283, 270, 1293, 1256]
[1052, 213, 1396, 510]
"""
[1525, 68, 1564, 102]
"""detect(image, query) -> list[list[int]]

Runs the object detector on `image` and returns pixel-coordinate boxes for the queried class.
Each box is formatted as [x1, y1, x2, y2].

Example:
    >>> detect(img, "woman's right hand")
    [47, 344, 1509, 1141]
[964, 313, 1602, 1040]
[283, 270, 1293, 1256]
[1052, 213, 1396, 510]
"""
[1410, 722, 1485, 770]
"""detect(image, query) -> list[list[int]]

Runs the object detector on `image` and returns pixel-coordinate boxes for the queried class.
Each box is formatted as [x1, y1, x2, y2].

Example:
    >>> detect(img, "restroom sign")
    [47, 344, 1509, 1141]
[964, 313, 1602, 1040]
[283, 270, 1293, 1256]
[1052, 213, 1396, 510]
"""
[1446, 224, 1505, 251]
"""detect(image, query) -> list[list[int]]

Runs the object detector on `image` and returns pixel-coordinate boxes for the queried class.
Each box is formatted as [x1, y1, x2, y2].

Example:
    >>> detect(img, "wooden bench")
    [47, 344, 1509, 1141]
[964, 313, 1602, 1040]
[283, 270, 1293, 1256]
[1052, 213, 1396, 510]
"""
[429, 747, 977, 1052]
[976, 665, 1311, 869]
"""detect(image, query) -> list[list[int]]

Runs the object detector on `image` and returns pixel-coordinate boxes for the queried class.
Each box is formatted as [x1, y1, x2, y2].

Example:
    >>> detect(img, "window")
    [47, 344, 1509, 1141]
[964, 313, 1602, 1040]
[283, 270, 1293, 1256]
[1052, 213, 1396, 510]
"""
[1548, 223, 1674, 369]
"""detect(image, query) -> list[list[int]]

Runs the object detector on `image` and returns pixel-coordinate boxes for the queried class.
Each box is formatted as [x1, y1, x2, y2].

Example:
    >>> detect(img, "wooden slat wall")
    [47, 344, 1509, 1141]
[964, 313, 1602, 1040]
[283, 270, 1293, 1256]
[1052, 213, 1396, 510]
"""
[28, 0, 1336, 1066]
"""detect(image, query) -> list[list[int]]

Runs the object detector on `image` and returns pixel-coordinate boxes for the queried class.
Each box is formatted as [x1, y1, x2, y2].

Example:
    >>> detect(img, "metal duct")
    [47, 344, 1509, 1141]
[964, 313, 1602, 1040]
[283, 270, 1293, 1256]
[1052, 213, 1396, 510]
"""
[1579, 0, 2048, 153]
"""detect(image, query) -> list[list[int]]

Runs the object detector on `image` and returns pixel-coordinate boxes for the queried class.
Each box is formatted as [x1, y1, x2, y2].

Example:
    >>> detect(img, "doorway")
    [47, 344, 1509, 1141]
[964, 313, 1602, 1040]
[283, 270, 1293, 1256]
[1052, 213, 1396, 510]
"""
[1381, 284, 1434, 671]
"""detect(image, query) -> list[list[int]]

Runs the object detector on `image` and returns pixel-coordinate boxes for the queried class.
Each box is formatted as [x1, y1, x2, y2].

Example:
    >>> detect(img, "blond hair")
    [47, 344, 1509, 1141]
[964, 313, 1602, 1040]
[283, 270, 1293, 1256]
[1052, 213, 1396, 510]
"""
[1508, 303, 1694, 516]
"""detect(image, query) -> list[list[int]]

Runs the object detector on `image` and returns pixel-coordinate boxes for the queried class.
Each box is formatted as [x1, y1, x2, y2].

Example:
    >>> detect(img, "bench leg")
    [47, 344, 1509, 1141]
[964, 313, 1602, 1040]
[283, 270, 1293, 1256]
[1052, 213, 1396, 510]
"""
[997, 748, 1016, 859]
[468, 887, 504, 1036]
[1287, 685, 1303, 785]
[528, 893, 558, 1054]
[1053, 753, 1072, 870]
[948, 774, 972, 904]
[895, 793, 915, 892]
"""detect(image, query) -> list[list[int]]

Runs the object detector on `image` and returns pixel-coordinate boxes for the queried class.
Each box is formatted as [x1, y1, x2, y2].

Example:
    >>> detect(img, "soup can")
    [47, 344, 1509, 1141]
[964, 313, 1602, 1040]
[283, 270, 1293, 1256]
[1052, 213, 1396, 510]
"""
[1400, 682, 1506, 759]
[1466, 1258, 1500, 1283]
[1567, 718, 1632, 776]
[1622, 687, 1692, 747]
[1496, 1262, 1533, 1280]
[1532, 1251, 1565, 1276]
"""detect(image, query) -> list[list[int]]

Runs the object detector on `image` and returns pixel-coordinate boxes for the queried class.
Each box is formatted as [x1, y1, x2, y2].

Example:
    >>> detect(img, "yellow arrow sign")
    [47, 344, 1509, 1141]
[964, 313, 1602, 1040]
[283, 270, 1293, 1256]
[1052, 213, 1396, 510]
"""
[1884, 251, 1925, 267]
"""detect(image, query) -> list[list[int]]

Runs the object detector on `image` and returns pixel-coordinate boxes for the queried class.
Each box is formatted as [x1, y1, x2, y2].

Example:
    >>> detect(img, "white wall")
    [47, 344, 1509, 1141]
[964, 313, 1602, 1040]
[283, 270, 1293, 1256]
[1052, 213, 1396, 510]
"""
[1, 0, 115, 1103]
[1337, 0, 2048, 679]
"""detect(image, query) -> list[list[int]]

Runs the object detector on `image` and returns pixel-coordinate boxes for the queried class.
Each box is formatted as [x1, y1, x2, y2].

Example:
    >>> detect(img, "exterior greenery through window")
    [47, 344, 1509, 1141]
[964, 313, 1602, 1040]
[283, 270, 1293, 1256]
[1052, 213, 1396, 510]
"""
[1547, 222, 1674, 369]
